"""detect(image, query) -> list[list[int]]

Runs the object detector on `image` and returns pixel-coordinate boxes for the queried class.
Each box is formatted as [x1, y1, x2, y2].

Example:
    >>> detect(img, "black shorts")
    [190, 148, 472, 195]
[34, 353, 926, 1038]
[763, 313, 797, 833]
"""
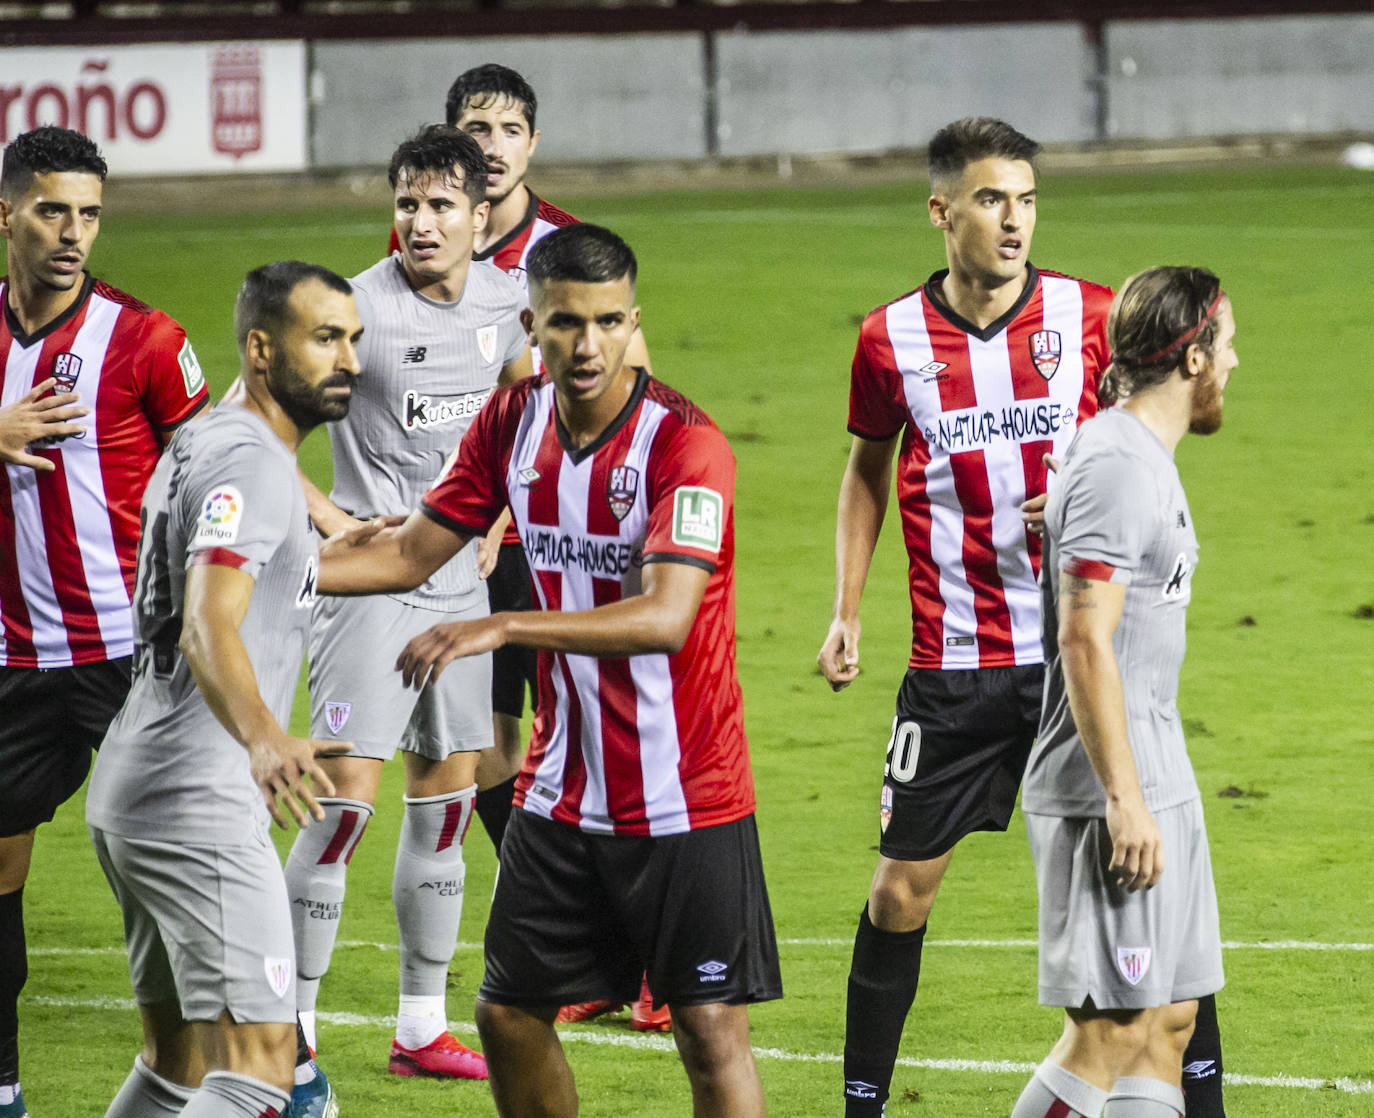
[878, 664, 1044, 862]
[0, 657, 132, 836]
[486, 542, 538, 719]
[480, 810, 783, 1011]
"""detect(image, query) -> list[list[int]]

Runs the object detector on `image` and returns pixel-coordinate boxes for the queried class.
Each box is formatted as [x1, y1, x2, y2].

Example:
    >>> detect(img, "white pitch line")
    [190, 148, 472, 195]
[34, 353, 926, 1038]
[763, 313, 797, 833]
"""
[23, 996, 1374, 1094]
[30, 937, 1374, 957]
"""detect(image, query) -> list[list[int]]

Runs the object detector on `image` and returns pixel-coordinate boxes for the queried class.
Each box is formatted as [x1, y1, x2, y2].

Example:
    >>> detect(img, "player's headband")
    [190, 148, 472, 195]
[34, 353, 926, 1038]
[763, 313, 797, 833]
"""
[1130, 290, 1226, 367]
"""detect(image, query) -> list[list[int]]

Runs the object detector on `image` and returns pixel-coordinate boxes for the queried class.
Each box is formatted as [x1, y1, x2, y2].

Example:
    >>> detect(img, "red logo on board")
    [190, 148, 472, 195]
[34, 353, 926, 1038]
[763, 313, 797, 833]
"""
[210, 45, 262, 160]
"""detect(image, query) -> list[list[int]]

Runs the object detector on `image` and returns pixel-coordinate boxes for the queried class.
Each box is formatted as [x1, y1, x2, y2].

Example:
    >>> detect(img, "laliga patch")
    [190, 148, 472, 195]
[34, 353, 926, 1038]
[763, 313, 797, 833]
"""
[671, 486, 723, 552]
[178, 339, 205, 397]
[324, 701, 352, 734]
[607, 465, 639, 521]
[193, 485, 244, 546]
[1029, 329, 1062, 380]
[263, 955, 294, 999]
[476, 324, 499, 364]
[1115, 946, 1152, 986]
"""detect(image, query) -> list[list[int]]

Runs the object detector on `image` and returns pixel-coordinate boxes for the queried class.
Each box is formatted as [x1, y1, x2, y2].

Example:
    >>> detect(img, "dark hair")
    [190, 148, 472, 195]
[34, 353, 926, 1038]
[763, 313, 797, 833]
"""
[1100, 266, 1225, 404]
[928, 118, 1040, 190]
[234, 261, 352, 351]
[445, 64, 537, 131]
[386, 124, 487, 211]
[1, 126, 108, 199]
[527, 224, 637, 290]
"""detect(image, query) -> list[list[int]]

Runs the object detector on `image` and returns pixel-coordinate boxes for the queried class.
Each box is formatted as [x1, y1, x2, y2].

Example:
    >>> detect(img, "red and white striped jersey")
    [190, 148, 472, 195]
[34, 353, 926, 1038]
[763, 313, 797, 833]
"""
[849, 265, 1112, 671]
[423, 368, 753, 836]
[0, 274, 208, 668]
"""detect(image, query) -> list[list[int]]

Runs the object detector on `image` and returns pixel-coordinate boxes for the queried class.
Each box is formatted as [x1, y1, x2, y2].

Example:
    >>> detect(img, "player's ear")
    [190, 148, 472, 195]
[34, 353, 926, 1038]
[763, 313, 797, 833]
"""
[527, 128, 541, 158]
[472, 199, 490, 236]
[1182, 341, 1206, 380]
[519, 306, 535, 339]
[0, 198, 12, 240]
[928, 192, 950, 230]
[244, 328, 273, 374]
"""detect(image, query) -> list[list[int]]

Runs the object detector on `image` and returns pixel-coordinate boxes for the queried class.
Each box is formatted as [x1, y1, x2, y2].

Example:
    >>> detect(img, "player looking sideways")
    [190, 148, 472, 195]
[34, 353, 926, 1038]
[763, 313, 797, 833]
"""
[0, 126, 208, 1118]
[282, 124, 530, 1081]
[817, 117, 1226, 1116]
[1009, 265, 1233, 1118]
[316, 222, 781, 1118]
[86, 261, 363, 1118]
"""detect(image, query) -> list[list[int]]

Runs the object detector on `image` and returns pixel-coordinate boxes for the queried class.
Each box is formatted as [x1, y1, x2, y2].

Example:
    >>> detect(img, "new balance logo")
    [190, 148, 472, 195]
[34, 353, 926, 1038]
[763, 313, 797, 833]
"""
[1177, 510, 1187, 528]
[1182, 1059, 1218, 1079]
[403, 346, 428, 364]
[844, 1080, 880, 1100]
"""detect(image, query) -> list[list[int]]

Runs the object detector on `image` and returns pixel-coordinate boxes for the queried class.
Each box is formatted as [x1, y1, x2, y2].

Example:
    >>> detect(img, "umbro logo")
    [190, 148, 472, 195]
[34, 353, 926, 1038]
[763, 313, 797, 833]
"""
[1182, 1059, 1218, 1079]
[696, 960, 728, 983]
[402, 346, 428, 364]
[519, 467, 541, 485]
[844, 1080, 880, 1100]
[919, 360, 949, 382]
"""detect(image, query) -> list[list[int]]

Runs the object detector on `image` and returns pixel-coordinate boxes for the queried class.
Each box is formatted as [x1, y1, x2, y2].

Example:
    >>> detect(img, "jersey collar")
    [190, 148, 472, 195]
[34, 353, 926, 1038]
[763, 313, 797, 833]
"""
[474, 189, 542, 264]
[923, 264, 1040, 343]
[2, 271, 95, 348]
[554, 365, 650, 464]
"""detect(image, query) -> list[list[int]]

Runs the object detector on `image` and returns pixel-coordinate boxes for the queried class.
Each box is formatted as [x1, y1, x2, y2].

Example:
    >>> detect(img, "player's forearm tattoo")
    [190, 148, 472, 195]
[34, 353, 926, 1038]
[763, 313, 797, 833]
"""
[1065, 574, 1098, 609]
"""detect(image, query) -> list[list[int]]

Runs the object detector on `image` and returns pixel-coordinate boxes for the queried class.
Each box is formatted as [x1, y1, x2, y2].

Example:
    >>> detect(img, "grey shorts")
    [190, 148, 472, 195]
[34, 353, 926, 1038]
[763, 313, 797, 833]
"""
[309, 592, 493, 760]
[1026, 798, 1224, 1010]
[90, 826, 297, 1023]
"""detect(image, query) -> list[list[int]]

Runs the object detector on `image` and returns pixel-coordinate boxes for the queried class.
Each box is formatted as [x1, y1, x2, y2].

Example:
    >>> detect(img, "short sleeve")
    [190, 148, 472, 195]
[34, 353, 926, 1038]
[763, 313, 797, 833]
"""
[182, 444, 295, 579]
[1055, 448, 1152, 586]
[501, 304, 529, 367]
[847, 312, 908, 441]
[139, 311, 209, 431]
[642, 423, 735, 572]
[422, 385, 510, 536]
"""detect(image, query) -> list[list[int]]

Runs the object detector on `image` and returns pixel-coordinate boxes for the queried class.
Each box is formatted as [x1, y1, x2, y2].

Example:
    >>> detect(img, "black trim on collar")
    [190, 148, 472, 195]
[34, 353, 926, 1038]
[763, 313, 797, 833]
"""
[474, 190, 540, 264]
[3, 272, 95, 347]
[555, 366, 650, 464]
[922, 265, 1039, 343]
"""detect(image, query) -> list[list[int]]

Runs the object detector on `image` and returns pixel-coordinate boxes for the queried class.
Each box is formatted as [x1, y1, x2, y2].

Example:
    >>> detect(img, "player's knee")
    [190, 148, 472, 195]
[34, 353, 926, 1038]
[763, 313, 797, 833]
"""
[1154, 1000, 1197, 1057]
[868, 865, 939, 930]
[672, 1003, 752, 1081]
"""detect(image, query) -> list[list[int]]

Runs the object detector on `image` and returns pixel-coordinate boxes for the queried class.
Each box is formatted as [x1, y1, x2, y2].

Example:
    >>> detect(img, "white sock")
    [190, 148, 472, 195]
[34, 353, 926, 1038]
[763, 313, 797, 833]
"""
[298, 1008, 318, 1054]
[396, 994, 447, 1050]
[0, 1085, 18, 1107]
[1104, 1077, 1185, 1116]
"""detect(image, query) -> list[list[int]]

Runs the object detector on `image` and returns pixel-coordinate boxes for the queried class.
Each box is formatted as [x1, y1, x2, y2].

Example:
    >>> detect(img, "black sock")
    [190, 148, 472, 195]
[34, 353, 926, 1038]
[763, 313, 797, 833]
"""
[0, 888, 26, 1084]
[474, 775, 519, 855]
[1181, 992, 1225, 1117]
[844, 905, 925, 1116]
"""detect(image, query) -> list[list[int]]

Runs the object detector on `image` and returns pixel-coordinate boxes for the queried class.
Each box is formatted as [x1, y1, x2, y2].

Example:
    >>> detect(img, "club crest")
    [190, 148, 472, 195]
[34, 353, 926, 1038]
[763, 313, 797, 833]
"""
[1116, 946, 1152, 986]
[607, 465, 640, 521]
[263, 955, 293, 999]
[1029, 330, 1062, 380]
[51, 352, 83, 391]
[325, 701, 352, 734]
[476, 324, 499, 364]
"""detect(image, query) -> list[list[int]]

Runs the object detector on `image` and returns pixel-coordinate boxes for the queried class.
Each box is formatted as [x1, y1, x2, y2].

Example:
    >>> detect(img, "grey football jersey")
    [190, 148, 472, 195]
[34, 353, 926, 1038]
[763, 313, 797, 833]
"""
[86, 405, 319, 845]
[328, 256, 527, 609]
[1024, 408, 1202, 817]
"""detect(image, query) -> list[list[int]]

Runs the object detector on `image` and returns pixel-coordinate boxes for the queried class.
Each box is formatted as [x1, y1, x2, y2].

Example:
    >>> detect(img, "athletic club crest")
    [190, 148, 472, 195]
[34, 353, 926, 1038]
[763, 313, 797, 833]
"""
[1029, 330, 1062, 380]
[51, 352, 82, 391]
[1116, 946, 1152, 986]
[476, 324, 499, 364]
[607, 465, 640, 521]
[325, 701, 352, 734]
[263, 956, 293, 999]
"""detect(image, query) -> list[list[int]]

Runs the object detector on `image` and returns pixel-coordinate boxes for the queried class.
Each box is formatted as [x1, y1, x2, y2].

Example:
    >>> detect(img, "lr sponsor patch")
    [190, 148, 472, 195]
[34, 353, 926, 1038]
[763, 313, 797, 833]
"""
[476, 324, 499, 364]
[193, 485, 244, 546]
[1116, 946, 1152, 986]
[607, 465, 639, 521]
[263, 955, 294, 999]
[1029, 329, 1062, 380]
[671, 486, 723, 552]
[178, 339, 205, 397]
[324, 701, 351, 735]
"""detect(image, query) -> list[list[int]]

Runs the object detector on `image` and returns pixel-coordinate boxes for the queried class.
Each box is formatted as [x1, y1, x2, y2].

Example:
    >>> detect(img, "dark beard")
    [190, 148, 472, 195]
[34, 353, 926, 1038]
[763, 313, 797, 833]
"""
[267, 352, 355, 431]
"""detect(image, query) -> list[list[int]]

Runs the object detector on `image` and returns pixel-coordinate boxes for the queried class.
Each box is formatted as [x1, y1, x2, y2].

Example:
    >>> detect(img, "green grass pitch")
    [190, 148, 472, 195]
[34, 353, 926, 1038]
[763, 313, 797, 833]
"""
[18, 163, 1374, 1116]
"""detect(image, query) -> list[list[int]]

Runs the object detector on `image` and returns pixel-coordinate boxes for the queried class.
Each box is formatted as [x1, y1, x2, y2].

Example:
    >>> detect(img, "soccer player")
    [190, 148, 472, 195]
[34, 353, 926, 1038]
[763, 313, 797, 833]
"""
[281, 124, 530, 1080]
[0, 126, 208, 1118]
[1009, 266, 1233, 1118]
[317, 223, 781, 1118]
[85, 260, 363, 1118]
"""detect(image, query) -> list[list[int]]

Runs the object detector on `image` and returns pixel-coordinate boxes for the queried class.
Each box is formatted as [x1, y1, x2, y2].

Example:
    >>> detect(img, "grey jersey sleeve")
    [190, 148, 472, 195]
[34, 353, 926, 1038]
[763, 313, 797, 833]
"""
[501, 306, 528, 367]
[180, 441, 294, 579]
[1055, 447, 1154, 584]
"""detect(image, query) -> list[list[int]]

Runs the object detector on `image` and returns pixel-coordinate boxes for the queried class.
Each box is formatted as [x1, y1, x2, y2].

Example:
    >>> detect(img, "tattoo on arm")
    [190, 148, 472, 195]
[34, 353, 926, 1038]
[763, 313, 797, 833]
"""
[1065, 574, 1098, 610]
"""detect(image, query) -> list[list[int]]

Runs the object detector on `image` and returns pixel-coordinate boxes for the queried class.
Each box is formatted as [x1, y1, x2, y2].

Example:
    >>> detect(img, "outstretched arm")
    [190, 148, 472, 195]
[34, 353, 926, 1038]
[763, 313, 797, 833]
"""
[1058, 571, 1162, 892]
[817, 433, 897, 691]
[180, 563, 348, 829]
[396, 558, 710, 690]
[318, 507, 474, 595]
